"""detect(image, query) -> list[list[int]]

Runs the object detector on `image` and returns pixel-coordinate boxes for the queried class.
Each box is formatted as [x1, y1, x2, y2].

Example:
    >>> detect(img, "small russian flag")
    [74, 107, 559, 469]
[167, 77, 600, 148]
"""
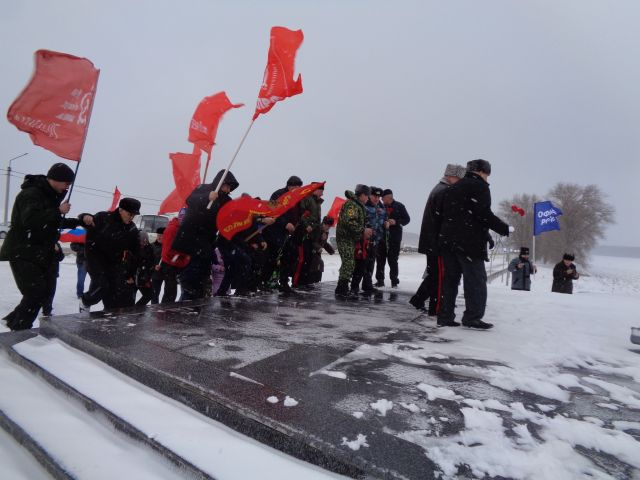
[59, 227, 86, 243]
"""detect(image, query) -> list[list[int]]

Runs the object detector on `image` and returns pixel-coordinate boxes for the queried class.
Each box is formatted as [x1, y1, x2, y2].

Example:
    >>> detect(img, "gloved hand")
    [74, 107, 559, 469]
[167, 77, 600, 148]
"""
[508, 225, 515, 233]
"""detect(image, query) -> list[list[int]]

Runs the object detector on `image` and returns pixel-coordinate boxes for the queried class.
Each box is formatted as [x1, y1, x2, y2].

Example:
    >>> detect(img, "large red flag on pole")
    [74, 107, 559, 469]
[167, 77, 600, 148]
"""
[7, 50, 100, 161]
[108, 186, 121, 211]
[189, 92, 243, 157]
[170, 151, 201, 201]
[217, 182, 324, 240]
[252, 27, 304, 121]
[158, 188, 185, 215]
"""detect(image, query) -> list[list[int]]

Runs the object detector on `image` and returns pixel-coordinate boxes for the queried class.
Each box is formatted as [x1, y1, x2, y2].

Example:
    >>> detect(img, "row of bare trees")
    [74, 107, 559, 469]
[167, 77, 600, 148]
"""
[496, 184, 615, 266]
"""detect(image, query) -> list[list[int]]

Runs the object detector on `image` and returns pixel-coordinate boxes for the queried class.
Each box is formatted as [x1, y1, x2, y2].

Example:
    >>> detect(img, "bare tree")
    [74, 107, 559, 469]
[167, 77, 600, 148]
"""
[538, 183, 615, 265]
[497, 193, 541, 251]
[499, 184, 615, 265]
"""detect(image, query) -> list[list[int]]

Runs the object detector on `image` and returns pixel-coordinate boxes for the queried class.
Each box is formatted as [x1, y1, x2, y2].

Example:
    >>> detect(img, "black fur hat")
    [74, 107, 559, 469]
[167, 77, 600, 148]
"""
[118, 197, 141, 215]
[286, 175, 303, 187]
[520, 247, 530, 256]
[563, 253, 575, 261]
[355, 184, 371, 196]
[467, 159, 492, 175]
[47, 163, 75, 183]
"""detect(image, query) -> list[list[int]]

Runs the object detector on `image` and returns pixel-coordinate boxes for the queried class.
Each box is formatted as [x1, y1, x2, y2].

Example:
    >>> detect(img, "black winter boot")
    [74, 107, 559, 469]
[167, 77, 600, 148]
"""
[335, 279, 350, 297]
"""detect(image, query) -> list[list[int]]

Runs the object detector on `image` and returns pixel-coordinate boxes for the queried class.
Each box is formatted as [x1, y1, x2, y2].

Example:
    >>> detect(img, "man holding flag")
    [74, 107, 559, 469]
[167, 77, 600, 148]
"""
[1, 163, 91, 330]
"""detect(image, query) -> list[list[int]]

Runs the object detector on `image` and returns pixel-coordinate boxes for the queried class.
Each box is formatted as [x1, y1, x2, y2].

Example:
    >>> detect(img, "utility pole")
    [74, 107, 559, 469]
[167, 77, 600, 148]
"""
[4, 153, 28, 224]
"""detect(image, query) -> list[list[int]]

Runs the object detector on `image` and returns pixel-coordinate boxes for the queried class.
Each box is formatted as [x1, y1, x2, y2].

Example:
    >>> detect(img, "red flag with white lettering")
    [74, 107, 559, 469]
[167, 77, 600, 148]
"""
[108, 186, 121, 212]
[253, 27, 303, 121]
[217, 182, 324, 240]
[158, 188, 185, 215]
[188, 92, 243, 156]
[170, 151, 201, 201]
[7, 50, 99, 161]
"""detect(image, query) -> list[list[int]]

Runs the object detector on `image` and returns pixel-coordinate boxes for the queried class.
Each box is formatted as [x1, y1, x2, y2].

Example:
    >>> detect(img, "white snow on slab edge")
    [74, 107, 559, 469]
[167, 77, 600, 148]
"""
[12, 336, 344, 479]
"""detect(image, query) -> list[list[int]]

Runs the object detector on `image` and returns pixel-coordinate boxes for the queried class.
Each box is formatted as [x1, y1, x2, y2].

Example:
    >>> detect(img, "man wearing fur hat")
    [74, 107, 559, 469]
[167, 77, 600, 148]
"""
[508, 247, 537, 291]
[335, 184, 373, 297]
[410, 163, 466, 314]
[80, 197, 142, 311]
[1, 163, 90, 330]
[437, 159, 511, 329]
[552, 253, 579, 294]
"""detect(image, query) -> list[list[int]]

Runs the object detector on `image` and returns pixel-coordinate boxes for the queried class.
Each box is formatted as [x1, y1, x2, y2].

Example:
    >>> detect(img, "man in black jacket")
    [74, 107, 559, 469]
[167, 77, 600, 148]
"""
[171, 169, 239, 300]
[410, 164, 466, 314]
[375, 189, 410, 287]
[261, 175, 304, 293]
[1, 163, 88, 330]
[80, 197, 141, 311]
[552, 253, 579, 294]
[437, 159, 511, 329]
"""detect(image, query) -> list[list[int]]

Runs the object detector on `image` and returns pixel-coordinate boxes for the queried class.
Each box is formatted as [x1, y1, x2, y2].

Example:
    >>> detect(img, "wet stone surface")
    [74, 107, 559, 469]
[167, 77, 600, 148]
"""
[38, 283, 639, 479]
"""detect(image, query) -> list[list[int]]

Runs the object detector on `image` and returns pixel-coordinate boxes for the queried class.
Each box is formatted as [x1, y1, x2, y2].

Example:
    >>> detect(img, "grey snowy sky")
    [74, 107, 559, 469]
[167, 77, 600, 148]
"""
[1, 0, 639, 246]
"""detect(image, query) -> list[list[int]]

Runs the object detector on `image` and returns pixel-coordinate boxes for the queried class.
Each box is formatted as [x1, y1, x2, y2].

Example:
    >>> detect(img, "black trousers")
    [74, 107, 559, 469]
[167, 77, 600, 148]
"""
[178, 254, 212, 300]
[412, 254, 443, 315]
[151, 265, 179, 304]
[437, 251, 487, 324]
[5, 259, 55, 330]
[376, 238, 401, 285]
[83, 269, 136, 310]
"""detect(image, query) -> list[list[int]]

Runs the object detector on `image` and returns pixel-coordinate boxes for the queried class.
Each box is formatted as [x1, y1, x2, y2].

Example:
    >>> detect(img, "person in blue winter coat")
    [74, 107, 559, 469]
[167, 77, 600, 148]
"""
[508, 247, 537, 291]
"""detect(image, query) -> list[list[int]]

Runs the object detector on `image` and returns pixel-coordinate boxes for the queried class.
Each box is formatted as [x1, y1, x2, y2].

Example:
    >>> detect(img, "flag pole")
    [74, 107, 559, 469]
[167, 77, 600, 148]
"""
[532, 202, 537, 270]
[202, 151, 211, 184]
[67, 70, 101, 205]
[207, 119, 255, 209]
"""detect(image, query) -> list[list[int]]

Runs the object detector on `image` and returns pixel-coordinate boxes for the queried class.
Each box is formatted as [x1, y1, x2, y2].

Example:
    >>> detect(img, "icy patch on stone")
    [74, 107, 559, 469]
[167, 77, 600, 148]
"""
[582, 376, 640, 409]
[283, 396, 298, 407]
[341, 434, 369, 451]
[229, 372, 263, 386]
[352, 412, 363, 419]
[370, 399, 393, 416]
[596, 402, 619, 410]
[400, 402, 420, 413]
[417, 383, 462, 402]
[266, 396, 279, 404]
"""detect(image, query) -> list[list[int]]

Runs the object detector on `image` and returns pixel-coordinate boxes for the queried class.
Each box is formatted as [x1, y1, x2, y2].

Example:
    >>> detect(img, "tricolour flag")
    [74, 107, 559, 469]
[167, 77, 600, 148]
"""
[533, 201, 563, 236]
[7, 50, 99, 161]
[59, 227, 86, 243]
[253, 27, 303, 120]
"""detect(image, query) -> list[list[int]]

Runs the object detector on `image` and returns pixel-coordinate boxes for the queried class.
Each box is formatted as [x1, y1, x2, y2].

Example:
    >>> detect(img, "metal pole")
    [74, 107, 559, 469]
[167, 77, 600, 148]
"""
[207, 119, 255, 209]
[4, 153, 29, 224]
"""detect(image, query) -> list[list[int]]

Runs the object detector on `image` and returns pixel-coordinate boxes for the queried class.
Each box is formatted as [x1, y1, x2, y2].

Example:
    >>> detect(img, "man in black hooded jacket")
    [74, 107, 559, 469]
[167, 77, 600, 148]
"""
[437, 159, 510, 329]
[1, 163, 88, 330]
[171, 169, 239, 300]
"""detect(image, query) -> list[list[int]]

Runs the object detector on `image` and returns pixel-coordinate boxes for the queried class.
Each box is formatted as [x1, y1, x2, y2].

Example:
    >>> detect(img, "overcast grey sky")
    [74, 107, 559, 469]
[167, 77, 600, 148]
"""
[2, 0, 639, 246]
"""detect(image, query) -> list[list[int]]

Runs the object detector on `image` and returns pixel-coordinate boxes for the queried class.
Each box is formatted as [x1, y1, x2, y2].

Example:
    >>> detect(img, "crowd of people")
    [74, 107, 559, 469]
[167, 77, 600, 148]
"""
[1, 160, 578, 332]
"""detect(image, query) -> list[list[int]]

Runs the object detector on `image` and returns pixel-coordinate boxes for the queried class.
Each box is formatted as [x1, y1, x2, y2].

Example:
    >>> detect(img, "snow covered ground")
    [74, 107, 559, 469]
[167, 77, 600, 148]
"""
[1, 251, 639, 479]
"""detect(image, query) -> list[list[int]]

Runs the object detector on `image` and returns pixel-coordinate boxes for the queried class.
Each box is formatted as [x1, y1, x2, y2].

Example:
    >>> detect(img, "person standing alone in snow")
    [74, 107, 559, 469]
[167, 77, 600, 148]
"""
[508, 247, 537, 291]
[552, 253, 579, 294]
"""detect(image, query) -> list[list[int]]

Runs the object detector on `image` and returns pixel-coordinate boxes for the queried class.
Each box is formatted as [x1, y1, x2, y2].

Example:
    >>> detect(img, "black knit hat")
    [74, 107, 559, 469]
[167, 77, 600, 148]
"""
[47, 163, 75, 183]
[467, 159, 492, 175]
[382, 188, 393, 197]
[118, 197, 141, 215]
[563, 253, 575, 261]
[370, 186, 383, 196]
[355, 184, 371, 196]
[520, 247, 530, 256]
[286, 175, 303, 187]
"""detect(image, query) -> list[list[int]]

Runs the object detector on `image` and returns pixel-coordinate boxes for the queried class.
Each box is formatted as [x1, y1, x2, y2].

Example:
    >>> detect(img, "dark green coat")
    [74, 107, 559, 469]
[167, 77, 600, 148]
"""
[0, 175, 78, 268]
[299, 195, 323, 241]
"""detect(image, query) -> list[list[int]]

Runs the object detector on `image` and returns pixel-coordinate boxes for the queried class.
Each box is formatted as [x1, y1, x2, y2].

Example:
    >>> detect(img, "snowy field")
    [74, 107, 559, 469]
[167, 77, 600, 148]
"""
[1, 251, 639, 479]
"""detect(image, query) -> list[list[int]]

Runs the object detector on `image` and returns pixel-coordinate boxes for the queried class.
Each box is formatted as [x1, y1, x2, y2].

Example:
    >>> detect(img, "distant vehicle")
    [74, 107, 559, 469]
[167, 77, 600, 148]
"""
[136, 215, 169, 234]
[0, 222, 10, 240]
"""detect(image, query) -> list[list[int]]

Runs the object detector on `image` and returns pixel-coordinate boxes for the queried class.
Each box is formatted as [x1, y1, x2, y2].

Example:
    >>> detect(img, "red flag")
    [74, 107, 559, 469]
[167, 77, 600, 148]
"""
[253, 27, 304, 121]
[327, 197, 346, 224]
[170, 151, 201, 201]
[108, 186, 121, 212]
[217, 182, 324, 240]
[511, 204, 526, 217]
[158, 188, 185, 215]
[7, 50, 99, 161]
[189, 92, 243, 155]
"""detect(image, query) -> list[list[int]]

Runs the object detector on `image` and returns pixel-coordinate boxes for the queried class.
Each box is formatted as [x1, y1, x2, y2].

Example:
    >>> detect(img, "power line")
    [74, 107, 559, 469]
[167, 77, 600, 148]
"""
[1, 167, 164, 204]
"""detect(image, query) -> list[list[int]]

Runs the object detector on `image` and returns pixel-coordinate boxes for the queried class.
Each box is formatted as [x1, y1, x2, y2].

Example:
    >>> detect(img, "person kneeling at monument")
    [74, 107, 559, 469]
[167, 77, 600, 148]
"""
[508, 247, 537, 291]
